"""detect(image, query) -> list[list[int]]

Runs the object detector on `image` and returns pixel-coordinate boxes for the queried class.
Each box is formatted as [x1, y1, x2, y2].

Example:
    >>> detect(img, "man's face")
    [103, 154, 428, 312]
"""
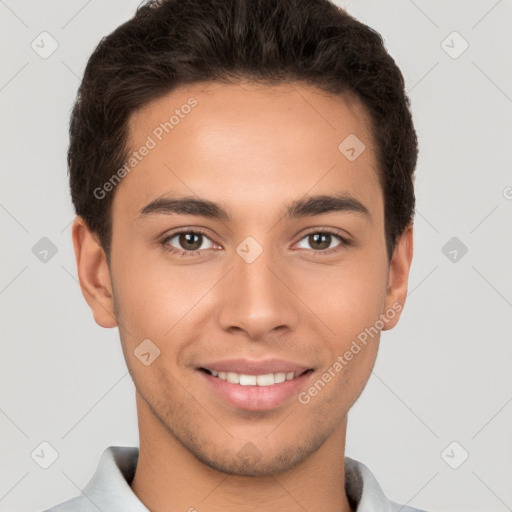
[81, 81, 410, 476]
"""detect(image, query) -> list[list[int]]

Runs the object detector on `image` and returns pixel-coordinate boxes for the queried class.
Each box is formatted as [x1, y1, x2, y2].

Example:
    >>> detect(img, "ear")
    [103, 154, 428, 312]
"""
[71, 216, 118, 328]
[382, 224, 414, 330]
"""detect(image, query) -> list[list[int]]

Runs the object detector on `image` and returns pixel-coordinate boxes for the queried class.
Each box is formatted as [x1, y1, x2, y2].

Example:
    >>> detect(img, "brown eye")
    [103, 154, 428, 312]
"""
[308, 233, 332, 250]
[296, 231, 345, 252]
[163, 230, 215, 253]
[179, 232, 203, 250]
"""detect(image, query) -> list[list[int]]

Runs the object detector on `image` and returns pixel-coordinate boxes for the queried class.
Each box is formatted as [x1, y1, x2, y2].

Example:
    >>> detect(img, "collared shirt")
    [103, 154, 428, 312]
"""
[42, 446, 427, 512]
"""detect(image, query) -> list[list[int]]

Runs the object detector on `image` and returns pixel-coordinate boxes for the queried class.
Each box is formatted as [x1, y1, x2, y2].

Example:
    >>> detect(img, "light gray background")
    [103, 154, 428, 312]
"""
[1, 1, 511, 511]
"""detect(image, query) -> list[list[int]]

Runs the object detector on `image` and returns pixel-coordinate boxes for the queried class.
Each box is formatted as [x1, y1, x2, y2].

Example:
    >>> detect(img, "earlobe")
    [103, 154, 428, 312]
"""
[382, 224, 414, 331]
[71, 216, 118, 328]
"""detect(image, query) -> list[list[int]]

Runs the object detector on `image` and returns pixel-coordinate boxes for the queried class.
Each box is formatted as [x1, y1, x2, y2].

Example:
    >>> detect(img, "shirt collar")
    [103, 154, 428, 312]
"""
[78, 445, 413, 512]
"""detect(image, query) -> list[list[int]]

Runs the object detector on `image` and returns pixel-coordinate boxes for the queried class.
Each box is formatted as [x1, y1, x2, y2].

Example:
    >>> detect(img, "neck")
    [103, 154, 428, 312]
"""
[130, 392, 353, 512]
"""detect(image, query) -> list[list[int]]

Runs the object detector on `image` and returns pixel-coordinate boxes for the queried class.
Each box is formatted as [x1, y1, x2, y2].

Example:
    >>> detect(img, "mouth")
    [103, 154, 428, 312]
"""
[199, 367, 314, 386]
[197, 367, 315, 411]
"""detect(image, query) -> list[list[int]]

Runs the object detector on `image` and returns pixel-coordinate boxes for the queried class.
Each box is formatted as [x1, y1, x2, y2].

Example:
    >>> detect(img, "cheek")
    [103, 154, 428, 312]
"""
[110, 248, 216, 341]
[294, 258, 389, 340]
[110, 248, 170, 338]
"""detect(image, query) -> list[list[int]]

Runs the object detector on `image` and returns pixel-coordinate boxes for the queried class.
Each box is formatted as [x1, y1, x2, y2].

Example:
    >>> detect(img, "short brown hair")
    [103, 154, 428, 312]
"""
[68, 0, 418, 264]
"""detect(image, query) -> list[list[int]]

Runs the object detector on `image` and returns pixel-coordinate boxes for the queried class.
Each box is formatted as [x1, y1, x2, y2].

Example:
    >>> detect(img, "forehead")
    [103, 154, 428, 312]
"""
[114, 80, 381, 222]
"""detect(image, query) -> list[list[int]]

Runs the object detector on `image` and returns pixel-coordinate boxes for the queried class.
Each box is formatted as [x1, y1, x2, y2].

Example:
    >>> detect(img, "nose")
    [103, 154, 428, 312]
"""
[215, 244, 299, 340]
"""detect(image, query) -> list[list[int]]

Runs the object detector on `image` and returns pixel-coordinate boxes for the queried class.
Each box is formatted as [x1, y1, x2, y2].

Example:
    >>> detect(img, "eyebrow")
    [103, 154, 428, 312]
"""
[137, 193, 370, 221]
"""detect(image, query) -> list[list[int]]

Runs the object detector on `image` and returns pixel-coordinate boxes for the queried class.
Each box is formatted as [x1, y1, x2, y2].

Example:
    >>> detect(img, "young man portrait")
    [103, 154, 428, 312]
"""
[44, 0, 424, 510]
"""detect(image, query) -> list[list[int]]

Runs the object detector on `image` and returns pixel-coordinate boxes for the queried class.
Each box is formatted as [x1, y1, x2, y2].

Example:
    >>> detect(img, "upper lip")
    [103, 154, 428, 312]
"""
[198, 358, 313, 376]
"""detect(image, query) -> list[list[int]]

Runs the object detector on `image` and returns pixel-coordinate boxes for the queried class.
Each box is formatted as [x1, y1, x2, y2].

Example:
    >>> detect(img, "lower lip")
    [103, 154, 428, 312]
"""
[198, 370, 314, 411]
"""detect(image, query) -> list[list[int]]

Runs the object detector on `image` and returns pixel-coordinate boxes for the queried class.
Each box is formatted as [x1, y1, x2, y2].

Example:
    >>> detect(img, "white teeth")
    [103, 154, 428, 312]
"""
[239, 374, 257, 385]
[207, 370, 300, 386]
[274, 372, 286, 383]
[256, 374, 274, 386]
[226, 372, 240, 384]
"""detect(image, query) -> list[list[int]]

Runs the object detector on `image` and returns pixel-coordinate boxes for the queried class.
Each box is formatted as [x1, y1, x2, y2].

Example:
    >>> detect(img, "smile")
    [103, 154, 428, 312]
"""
[198, 368, 315, 411]
[200, 368, 311, 386]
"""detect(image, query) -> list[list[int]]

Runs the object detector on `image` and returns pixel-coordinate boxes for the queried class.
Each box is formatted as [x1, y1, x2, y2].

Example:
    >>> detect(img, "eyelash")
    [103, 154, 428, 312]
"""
[160, 227, 351, 257]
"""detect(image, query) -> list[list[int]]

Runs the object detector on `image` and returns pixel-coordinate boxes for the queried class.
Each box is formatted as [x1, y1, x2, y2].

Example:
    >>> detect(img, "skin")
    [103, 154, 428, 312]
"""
[72, 80, 413, 512]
